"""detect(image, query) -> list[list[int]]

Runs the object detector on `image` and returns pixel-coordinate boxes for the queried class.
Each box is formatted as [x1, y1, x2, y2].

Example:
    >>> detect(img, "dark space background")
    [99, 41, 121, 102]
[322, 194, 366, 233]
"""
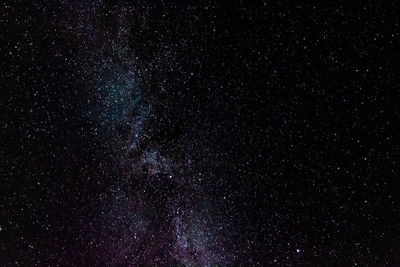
[1, 0, 400, 266]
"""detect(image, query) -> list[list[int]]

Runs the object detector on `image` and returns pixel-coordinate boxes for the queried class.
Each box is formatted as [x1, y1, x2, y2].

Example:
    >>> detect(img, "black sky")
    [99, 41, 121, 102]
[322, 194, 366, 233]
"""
[1, 1, 400, 265]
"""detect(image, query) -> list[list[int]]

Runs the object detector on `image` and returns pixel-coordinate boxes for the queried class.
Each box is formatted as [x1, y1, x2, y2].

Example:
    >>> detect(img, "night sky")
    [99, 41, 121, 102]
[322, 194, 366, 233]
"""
[1, 1, 400, 266]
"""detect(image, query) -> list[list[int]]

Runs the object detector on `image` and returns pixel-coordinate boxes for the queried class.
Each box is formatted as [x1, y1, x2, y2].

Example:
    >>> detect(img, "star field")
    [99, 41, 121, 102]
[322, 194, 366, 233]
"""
[1, 0, 400, 266]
